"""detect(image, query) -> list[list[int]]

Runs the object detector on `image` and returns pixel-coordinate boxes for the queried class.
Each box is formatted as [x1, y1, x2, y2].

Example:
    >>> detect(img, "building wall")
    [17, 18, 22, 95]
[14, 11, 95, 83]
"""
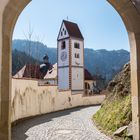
[58, 67, 69, 90]
[58, 38, 70, 90]
[71, 38, 84, 67]
[85, 80, 94, 89]
[47, 79, 57, 85]
[11, 78, 106, 122]
[38, 79, 57, 86]
[71, 38, 84, 91]
[58, 38, 69, 67]
[71, 67, 84, 90]
[58, 23, 69, 40]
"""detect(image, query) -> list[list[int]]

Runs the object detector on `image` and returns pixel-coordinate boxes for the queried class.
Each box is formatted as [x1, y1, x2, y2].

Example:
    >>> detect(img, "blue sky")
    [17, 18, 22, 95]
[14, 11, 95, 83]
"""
[13, 0, 130, 51]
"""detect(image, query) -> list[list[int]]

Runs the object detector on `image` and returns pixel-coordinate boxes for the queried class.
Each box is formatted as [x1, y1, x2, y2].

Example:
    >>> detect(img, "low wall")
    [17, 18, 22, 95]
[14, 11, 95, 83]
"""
[11, 78, 106, 122]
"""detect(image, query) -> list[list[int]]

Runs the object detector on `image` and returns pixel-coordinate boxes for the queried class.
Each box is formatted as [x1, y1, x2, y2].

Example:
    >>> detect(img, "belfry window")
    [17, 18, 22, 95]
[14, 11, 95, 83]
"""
[61, 41, 66, 50]
[74, 43, 80, 49]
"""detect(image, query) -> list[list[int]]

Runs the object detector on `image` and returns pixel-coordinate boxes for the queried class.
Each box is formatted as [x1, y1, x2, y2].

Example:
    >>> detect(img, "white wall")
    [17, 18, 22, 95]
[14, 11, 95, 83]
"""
[47, 79, 57, 85]
[58, 68, 69, 90]
[58, 23, 69, 40]
[11, 78, 106, 122]
[58, 39, 69, 67]
[71, 38, 84, 91]
[71, 39, 84, 67]
[72, 67, 84, 90]
[85, 80, 94, 90]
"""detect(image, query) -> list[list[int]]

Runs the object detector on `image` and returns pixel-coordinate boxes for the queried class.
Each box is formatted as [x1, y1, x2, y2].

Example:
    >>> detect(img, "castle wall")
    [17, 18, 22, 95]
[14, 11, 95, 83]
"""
[11, 78, 106, 122]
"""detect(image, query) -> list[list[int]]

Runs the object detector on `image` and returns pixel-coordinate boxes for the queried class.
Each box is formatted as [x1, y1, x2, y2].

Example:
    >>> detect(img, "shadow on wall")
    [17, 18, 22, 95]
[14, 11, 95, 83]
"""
[12, 106, 92, 140]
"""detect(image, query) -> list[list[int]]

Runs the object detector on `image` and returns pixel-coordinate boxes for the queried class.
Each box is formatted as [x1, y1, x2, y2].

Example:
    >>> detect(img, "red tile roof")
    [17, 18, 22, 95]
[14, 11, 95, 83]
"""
[23, 64, 44, 79]
[14, 64, 45, 79]
[63, 20, 84, 40]
[84, 69, 93, 80]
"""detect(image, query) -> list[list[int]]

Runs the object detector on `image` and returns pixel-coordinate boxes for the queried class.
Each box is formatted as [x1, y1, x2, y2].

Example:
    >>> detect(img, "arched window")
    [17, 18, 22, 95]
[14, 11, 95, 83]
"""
[61, 41, 66, 50]
[85, 82, 90, 89]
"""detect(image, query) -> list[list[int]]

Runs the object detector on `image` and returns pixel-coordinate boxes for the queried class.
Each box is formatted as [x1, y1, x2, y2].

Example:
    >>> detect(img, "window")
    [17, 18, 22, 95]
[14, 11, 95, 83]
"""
[64, 30, 66, 35]
[77, 74, 78, 78]
[74, 43, 80, 49]
[61, 31, 63, 36]
[85, 82, 90, 89]
[61, 41, 66, 50]
[75, 53, 80, 58]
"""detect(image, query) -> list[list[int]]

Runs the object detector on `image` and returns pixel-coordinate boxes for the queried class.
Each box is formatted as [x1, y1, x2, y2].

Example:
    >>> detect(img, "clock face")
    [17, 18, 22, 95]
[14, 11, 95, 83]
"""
[61, 51, 67, 61]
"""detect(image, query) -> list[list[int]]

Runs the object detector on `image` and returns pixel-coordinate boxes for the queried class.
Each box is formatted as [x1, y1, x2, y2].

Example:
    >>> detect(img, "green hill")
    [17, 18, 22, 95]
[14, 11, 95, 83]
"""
[93, 63, 132, 138]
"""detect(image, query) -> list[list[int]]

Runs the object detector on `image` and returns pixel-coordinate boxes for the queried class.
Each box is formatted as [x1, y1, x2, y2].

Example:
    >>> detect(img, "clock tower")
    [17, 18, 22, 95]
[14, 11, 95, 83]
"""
[57, 20, 84, 93]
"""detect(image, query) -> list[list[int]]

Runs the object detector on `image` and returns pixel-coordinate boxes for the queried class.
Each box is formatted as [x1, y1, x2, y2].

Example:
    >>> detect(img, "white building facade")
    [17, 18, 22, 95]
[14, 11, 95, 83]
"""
[57, 20, 84, 93]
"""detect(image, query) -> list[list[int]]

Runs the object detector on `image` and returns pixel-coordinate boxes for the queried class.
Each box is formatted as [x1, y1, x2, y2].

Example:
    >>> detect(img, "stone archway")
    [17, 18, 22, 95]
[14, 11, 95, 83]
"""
[0, 0, 140, 140]
[0, 1, 31, 140]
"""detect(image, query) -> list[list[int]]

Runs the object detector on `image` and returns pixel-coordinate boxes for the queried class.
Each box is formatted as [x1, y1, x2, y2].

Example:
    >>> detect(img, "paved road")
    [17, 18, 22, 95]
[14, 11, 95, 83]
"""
[12, 106, 112, 140]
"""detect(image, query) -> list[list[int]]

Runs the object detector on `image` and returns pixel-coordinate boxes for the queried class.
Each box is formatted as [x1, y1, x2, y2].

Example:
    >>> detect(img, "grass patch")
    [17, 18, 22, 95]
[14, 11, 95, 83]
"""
[93, 95, 132, 135]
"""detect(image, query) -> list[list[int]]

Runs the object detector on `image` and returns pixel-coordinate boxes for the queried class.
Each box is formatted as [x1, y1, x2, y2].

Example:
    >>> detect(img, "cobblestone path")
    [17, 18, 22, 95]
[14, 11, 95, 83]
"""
[12, 106, 112, 140]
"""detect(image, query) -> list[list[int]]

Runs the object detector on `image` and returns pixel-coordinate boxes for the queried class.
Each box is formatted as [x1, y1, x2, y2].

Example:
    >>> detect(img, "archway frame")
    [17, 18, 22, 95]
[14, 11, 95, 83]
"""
[0, 0, 140, 140]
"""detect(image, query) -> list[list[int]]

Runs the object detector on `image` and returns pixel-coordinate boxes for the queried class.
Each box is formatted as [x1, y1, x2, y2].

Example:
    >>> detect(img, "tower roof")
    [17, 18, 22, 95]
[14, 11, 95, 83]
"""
[63, 20, 84, 40]
[58, 20, 84, 40]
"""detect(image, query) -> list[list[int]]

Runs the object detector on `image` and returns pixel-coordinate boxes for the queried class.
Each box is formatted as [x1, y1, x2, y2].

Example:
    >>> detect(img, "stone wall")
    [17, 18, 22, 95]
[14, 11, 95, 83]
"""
[11, 78, 105, 122]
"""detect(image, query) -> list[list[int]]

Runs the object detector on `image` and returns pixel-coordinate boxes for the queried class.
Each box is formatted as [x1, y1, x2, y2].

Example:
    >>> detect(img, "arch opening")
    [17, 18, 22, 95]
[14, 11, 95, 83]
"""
[1, 0, 140, 140]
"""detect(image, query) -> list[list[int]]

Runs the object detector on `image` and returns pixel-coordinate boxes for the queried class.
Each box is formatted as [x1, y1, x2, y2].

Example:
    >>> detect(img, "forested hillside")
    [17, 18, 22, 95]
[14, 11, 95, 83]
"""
[12, 49, 40, 75]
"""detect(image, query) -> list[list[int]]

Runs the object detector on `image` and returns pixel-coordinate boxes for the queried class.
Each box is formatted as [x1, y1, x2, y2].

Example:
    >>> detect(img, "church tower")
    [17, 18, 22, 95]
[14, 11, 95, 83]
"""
[57, 20, 84, 93]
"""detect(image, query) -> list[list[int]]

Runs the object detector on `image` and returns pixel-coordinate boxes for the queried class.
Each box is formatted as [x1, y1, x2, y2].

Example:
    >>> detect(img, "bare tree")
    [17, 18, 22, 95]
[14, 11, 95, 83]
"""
[34, 34, 45, 78]
[23, 23, 46, 78]
[23, 23, 34, 78]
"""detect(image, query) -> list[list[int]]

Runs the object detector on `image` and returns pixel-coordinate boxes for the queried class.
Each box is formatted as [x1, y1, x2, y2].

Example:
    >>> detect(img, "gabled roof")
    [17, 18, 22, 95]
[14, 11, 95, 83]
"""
[58, 20, 84, 40]
[44, 63, 57, 79]
[63, 20, 84, 40]
[23, 65, 43, 79]
[13, 64, 44, 79]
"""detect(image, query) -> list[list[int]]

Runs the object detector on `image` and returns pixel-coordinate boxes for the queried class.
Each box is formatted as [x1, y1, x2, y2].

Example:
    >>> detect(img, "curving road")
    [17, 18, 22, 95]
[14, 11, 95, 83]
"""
[12, 106, 112, 140]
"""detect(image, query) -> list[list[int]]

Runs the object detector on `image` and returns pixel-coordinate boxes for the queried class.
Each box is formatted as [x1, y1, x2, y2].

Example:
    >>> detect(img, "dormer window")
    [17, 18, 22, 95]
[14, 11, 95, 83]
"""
[74, 43, 80, 49]
[61, 41, 66, 50]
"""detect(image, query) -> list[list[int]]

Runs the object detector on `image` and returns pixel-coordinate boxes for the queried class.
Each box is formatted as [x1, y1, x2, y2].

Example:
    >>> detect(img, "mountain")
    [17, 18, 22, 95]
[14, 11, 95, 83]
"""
[12, 39, 57, 64]
[84, 49, 130, 81]
[12, 39, 130, 81]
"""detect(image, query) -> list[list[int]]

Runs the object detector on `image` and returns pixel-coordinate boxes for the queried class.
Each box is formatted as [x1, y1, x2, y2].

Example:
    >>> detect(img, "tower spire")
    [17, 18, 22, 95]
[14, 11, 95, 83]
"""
[67, 16, 69, 21]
